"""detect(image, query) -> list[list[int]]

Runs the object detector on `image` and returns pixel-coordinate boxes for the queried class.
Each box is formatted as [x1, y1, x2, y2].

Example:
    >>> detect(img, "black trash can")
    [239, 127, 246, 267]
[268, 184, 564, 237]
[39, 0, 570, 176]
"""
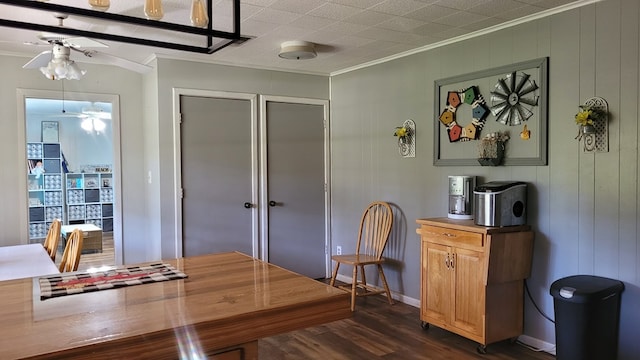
[550, 275, 624, 360]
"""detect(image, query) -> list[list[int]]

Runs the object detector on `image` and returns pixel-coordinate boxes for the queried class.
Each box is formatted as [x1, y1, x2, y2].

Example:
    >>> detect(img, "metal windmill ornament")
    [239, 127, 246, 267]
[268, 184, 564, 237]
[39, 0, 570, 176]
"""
[490, 71, 539, 125]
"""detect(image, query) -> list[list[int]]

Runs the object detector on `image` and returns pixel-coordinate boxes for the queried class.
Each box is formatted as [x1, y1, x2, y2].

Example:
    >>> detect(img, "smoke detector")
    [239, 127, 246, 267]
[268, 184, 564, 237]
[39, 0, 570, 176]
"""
[278, 41, 316, 60]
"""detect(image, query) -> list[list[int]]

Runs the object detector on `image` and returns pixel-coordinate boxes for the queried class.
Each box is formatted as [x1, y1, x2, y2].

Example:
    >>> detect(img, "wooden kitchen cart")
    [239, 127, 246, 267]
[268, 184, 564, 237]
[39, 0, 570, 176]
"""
[416, 218, 534, 353]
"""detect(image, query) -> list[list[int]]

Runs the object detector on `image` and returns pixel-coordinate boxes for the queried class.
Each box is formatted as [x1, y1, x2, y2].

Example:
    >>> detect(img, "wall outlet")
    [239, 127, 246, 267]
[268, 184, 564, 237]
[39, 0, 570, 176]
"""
[336, 246, 342, 255]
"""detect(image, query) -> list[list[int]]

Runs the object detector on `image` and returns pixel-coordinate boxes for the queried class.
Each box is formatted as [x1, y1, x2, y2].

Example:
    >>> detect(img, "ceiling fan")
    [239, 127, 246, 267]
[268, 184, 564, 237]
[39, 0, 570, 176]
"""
[43, 101, 112, 133]
[78, 103, 111, 133]
[77, 103, 112, 120]
[36, 100, 112, 120]
[22, 13, 151, 79]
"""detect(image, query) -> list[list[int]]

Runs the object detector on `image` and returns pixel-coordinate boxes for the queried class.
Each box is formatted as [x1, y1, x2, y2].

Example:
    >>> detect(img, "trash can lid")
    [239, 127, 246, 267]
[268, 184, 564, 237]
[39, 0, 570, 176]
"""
[550, 275, 624, 303]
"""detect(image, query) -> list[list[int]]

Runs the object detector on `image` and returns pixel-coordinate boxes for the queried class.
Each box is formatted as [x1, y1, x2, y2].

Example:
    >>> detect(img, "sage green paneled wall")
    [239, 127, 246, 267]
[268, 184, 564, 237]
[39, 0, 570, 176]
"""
[330, 0, 639, 357]
[137, 58, 162, 265]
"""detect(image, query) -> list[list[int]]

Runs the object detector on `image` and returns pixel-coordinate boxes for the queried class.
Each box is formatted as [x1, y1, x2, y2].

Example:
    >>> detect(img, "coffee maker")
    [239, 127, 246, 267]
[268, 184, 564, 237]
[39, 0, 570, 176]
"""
[448, 176, 475, 220]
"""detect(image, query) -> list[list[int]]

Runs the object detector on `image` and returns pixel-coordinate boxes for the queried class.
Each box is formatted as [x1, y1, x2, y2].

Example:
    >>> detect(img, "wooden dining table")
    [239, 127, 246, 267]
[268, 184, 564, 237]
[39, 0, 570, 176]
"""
[0, 251, 351, 359]
[0, 243, 59, 281]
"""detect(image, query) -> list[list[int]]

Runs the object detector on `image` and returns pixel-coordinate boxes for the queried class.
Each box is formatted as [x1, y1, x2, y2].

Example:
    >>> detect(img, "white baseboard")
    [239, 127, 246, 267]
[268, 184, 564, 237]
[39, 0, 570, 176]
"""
[334, 274, 555, 356]
[514, 335, 556, 356]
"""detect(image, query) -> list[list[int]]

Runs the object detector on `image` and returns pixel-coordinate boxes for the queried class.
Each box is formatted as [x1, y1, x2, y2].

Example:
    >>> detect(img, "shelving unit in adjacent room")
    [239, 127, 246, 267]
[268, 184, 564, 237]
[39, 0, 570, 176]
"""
[26, 142, 64, 241]
[65, 172, 113, 232]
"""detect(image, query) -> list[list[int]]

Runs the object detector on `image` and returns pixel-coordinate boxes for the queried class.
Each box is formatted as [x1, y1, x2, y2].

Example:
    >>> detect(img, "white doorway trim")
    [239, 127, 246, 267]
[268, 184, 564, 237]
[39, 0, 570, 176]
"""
[16, 88, 124, 265]
[171, 88, 259, 259]
[259, 95, 331, 277]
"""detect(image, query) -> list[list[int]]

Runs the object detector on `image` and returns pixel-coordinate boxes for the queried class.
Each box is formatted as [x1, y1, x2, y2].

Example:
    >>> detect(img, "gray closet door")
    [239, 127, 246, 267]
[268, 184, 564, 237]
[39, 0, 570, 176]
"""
[180, 95, 253, 257]
[266, 101, 326, 279]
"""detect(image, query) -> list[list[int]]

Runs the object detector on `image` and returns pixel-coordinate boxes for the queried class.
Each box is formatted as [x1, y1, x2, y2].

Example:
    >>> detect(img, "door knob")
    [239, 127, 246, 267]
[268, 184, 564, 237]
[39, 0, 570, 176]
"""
[269, 200, 277, 207]
[243, 202, 252, 209]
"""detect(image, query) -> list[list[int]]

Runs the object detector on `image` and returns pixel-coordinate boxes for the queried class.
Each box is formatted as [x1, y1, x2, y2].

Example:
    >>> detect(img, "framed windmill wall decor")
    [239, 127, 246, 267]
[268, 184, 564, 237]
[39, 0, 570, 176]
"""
[434, 57, 548, 166]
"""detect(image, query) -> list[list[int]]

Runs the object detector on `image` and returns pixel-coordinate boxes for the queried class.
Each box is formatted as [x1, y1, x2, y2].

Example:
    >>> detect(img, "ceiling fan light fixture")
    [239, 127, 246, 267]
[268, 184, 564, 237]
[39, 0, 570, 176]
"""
[144, 0, 164, 21]
[81, 118, 94, 132]
[278, 41, 317, 60]
[66, 61, 86, 79]
[40, 60, 86, 80]
[81, 117, 106, 133]
[191, 0, 209, 28]
[93, 118, 106, 132]
[38, 44, 86, 80]
[88, 0, 110, 12]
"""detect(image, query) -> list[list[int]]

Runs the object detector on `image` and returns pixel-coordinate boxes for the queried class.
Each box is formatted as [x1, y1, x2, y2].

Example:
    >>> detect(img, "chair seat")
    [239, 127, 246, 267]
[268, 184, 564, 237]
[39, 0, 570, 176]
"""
[331, 254, 384, 266]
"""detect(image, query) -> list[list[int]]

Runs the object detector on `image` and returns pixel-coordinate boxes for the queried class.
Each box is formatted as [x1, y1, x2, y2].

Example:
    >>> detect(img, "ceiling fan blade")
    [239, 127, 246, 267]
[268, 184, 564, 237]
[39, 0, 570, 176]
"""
[63, 37, 108, 49]
[80, 105, 112, 120]
[79, 50, 152, 74]
[49, 113, 84, 118]
[77, 113, 111, 120]
[23, 50, 52, 69]
[35, 32, 108, 48]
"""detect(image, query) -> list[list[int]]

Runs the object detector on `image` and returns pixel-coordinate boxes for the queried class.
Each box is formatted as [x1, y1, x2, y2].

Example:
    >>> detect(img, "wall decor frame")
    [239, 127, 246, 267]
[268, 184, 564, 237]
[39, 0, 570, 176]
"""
[434, 57, 548, 166]
[41, 121, 59, 143]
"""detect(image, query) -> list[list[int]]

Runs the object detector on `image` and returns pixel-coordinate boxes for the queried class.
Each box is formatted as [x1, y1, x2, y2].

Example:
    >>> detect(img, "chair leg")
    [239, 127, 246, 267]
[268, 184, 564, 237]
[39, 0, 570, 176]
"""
[360, 265, 367, 289]
[350, 265, 358, 311]
[330, 262, 340, 286]
[377, 264, 394, 305]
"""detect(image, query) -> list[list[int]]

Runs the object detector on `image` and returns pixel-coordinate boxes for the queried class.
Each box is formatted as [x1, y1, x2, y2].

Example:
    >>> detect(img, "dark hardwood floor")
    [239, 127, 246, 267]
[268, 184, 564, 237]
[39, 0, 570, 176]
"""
[260, 288, 554, 360]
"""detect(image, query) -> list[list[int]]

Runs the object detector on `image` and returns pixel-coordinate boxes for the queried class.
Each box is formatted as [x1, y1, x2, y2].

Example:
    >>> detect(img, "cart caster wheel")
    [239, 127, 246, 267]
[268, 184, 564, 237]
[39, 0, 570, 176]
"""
[477, 345, 487, 354]
[420, 321, 429, 330]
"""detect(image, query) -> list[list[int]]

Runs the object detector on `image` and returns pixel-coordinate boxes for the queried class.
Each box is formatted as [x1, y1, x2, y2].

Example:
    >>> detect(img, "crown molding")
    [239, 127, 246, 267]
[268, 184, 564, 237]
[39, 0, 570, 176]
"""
[330, 0, 600, 77]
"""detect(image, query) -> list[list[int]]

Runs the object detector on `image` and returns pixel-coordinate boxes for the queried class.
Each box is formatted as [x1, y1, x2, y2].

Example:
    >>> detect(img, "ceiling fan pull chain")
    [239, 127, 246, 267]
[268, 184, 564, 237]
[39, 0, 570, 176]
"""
[61, 79, 66, 114]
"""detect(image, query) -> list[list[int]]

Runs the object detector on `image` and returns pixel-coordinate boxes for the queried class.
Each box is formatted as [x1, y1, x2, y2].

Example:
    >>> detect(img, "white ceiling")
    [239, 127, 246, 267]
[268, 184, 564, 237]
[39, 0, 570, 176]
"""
[0, 0, 590, 76]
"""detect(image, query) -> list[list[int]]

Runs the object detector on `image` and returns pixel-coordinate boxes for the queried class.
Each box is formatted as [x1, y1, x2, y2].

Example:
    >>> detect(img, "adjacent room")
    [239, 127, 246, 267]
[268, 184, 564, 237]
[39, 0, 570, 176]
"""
[0, 0, 637, 359]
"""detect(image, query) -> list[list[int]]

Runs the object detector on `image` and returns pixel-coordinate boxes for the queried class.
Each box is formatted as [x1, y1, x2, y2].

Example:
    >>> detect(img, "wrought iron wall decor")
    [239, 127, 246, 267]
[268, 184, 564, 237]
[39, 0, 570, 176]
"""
[434, 57, 548, 166]
[393, 119, 415, 158]
[576, 97, 609, 153]
[0, 0, 247, 54]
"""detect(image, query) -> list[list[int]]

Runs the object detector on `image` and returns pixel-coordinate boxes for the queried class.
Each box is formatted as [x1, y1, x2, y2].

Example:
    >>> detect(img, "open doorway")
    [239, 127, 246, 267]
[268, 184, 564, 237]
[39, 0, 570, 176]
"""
[19, 89, 122, 269]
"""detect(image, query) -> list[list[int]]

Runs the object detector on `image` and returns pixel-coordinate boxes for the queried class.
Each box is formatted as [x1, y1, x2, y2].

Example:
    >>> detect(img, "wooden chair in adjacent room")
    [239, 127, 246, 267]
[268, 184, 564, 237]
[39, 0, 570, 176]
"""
[42, 219, 61, 261]
[59, 228, 84, 272]
[330, 201, 394, 311]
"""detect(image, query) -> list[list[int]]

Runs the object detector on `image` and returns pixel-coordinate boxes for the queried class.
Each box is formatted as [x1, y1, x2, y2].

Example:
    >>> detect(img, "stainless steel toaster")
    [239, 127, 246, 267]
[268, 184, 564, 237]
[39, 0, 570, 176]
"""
[473, 181, 527, 227]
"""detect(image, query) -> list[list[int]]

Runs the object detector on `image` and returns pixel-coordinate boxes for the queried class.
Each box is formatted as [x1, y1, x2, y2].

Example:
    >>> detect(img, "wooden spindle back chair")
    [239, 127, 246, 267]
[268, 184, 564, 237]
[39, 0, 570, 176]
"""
[59, 228, 84, 272]
[43, 219, 61, 261]
[330, 201, 394, 311]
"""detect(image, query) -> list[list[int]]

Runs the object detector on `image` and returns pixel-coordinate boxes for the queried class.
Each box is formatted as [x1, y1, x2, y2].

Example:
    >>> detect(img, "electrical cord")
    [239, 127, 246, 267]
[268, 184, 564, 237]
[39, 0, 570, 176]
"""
[524, 279, 555, 323]
[519, 279, 557, 355]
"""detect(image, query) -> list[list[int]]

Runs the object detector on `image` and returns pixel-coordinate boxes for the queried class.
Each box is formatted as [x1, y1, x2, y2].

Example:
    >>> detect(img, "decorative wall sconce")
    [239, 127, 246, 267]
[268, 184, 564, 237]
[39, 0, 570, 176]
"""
[574, 97, 608, 153]
[393, 119, 415, 158]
